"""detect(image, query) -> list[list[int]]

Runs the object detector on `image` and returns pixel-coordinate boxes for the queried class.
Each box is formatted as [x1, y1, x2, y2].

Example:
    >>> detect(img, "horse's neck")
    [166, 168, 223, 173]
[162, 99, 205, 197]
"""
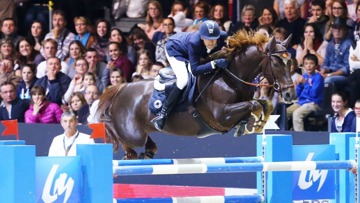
[227, 54, 262, 87]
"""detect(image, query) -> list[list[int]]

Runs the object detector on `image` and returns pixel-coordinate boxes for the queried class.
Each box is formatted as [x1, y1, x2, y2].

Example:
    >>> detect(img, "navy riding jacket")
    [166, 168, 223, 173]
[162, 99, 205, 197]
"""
[165, 31, 228, 76]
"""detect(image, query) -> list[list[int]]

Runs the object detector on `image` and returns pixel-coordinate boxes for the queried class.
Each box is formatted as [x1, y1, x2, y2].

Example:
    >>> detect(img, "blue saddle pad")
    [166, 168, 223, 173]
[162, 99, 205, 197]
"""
[149, 70, 196, 114]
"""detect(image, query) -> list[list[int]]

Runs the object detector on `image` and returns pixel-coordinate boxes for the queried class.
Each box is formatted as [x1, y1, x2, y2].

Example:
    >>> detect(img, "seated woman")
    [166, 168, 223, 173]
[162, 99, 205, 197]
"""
[108, 69, 126, 88]
[0, 39, 16, 61]
[228, 4, 259, 35]
[187, 1, 210, 31]
[74, 16, 96, 49]
[17, 64, 37, 101]
[109, 28, 137, 66]
[154, 17, 176, 66]
[63, 58, 93, 104]
[209, 4, 231, 32]
[94, 19, 111, 63]
[253, 74, 279, 113]
[137, 0, 164, 40]
[26, 20, 45, 52]
[296, 23, 328, 67]
[258, 7, 278, 30]
[330, 92, 356, 132]
[25, 85, 63, 124]
[107, 42, 134, 82]
[66, 40, 86, 77]
[15, 38, 42, 68]
[128, 27, 156, 63]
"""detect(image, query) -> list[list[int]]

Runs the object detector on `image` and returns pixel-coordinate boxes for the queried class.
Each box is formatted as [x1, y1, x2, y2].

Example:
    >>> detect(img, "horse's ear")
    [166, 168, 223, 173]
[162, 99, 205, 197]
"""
[281, 34, 292, 48]
[265, 37, 276, 53]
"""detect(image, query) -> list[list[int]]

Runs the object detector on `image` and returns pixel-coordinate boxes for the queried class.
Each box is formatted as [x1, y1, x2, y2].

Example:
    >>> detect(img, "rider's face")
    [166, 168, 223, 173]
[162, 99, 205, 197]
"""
[202, 38, 217, 50]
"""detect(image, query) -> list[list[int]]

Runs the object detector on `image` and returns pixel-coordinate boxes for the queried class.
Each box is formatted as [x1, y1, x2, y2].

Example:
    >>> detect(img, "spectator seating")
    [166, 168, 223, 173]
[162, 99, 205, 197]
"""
[304, 82, 335, 131]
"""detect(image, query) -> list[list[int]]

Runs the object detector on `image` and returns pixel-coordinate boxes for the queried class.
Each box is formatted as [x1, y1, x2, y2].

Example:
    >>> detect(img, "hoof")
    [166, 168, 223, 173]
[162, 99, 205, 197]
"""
[122, 151, 138, 160]
[234, 121, 247, 137]
[257, 100, 273, 122]
[138, 151, 155, 159]
[244, 113, 257, 134]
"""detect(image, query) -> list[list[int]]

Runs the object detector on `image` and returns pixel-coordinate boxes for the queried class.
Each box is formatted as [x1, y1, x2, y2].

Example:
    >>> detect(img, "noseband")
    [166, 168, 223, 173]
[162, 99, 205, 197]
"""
[223, 50, 294, 92]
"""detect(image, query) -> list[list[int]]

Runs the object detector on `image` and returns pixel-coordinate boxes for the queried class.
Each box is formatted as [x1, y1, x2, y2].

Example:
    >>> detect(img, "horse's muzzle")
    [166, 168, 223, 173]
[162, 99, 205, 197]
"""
[281, 89, 295, 104]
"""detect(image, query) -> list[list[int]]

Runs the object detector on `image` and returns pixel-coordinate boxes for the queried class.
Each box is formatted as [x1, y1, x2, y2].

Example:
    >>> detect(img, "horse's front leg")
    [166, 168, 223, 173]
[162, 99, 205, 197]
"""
[218, 100, 273, 134]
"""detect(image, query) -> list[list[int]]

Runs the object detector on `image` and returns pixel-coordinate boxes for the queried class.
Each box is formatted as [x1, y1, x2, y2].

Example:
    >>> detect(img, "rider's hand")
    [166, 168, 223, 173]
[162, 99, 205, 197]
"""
[214, 59, 230, 69]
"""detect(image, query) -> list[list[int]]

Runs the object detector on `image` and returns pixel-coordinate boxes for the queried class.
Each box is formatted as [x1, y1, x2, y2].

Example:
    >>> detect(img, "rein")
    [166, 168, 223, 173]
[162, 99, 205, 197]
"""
[223, 51, 294, 91]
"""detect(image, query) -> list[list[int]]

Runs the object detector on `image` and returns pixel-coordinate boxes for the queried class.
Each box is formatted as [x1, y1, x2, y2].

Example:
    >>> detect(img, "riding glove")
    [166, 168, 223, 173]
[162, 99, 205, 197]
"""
[214, 59, 229, 69]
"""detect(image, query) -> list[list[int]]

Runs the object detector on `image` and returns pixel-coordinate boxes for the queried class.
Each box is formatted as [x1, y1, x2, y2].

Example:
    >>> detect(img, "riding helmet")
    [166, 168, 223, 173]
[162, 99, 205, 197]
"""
[199, 20, 220, 40]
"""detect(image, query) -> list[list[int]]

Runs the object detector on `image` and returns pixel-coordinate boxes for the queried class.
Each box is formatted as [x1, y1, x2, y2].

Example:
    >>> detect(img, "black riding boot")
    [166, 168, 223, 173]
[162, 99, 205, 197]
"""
[151, 84, 182, 131]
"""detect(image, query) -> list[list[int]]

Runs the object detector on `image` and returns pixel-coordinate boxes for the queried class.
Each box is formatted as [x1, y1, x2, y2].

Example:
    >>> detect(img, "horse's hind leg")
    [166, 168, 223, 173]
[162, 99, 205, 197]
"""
[138, 136, 158, 159]
[122, 145, 138, 160]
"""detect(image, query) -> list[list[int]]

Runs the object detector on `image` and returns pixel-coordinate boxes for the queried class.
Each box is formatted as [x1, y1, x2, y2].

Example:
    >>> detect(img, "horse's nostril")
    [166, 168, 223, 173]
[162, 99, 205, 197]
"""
[283, 92, 292, 103]
[285, 92, 291, 99]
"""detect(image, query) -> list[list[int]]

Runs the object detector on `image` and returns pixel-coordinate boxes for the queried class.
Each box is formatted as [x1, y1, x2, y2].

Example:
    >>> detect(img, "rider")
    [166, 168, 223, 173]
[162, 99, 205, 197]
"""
[151, 20, 229, 131]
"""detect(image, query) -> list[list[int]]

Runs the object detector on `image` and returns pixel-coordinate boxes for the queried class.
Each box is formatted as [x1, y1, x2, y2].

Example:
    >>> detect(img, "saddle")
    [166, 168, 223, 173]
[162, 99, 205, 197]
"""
[149, 67, 219, 136]
[149, 67, 196, 114]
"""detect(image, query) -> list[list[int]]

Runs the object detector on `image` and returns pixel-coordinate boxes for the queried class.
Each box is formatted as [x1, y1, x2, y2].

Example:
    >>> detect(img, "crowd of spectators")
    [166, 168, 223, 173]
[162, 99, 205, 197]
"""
[0, 0, 360, 133]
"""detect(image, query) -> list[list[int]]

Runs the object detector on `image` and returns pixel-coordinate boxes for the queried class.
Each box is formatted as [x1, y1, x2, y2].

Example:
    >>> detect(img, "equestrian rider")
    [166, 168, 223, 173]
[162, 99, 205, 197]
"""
[151, 20, 229, 131]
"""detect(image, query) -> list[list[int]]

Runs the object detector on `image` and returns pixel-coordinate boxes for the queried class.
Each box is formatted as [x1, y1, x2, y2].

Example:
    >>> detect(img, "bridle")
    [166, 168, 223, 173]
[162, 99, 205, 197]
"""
[223, 49, 294, 92]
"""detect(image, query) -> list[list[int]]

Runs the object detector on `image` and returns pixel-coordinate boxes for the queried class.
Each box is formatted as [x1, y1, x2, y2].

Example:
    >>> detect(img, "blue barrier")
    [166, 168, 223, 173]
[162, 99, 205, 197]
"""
[0, 143, 113, 203]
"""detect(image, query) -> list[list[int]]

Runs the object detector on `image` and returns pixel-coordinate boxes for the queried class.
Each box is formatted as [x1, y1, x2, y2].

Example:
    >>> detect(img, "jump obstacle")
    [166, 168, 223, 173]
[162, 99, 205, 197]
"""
[0, 133, 359, 203]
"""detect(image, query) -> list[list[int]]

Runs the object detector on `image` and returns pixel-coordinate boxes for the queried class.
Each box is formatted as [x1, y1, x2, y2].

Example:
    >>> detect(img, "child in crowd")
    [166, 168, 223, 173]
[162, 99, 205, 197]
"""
[331, 91, 356, 132]
[68, 92, 87, 123]
[133, 50, 153, 79]
[83, 72, 96, 87]
[287, 54, 324, 131]
[149, 62, 164, 79]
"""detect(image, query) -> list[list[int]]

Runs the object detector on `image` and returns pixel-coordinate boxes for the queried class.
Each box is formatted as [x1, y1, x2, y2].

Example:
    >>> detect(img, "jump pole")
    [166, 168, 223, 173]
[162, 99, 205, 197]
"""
[113, 160, 355, 175]
[114, 156, 263, 166]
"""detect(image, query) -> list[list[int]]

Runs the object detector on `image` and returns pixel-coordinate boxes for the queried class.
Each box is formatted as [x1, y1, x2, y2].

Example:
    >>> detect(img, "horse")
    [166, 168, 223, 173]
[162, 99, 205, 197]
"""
[97, 31, 295, 159]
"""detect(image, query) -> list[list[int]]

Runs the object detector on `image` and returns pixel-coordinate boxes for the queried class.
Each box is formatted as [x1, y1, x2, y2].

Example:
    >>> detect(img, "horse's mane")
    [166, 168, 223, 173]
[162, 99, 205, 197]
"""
[227, 30, 269, 54]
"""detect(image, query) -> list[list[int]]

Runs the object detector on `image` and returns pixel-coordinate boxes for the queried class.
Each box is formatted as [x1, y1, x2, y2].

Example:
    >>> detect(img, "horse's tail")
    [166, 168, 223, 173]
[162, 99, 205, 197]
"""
[97, 83, 127, 151]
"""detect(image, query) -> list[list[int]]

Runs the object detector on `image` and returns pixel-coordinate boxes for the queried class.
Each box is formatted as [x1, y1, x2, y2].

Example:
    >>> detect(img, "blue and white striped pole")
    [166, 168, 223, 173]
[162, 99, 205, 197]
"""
[114, 156, 263, 166]
[113, 160, 356, 176]
[114, 194, 264, 203]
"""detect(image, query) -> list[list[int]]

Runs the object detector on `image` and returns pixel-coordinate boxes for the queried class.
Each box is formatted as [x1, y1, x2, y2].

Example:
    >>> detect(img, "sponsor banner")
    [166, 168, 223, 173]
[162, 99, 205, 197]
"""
[292, 145, 336, 200]
[35, 157, 82, 203]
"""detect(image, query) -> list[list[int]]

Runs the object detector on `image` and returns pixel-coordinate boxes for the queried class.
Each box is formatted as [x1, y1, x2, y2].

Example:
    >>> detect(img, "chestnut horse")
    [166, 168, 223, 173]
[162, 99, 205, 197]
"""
[97, 32, 295, 159]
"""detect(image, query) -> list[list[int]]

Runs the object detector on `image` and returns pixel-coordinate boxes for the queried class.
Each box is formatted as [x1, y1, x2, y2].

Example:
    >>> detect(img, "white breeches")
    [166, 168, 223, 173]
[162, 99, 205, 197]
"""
[165, 49, 189, 90]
